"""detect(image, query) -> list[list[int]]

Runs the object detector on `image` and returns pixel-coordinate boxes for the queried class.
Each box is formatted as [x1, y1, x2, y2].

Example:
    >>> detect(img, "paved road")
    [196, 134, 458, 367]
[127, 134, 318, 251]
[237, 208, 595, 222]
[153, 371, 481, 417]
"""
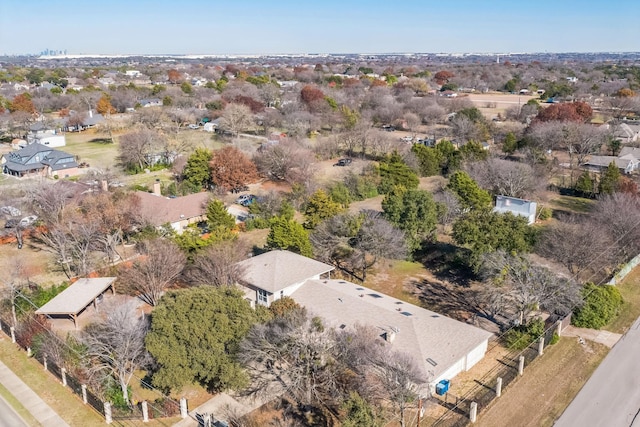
[555, 316, 640, 427]
[0, 394, 27, 427]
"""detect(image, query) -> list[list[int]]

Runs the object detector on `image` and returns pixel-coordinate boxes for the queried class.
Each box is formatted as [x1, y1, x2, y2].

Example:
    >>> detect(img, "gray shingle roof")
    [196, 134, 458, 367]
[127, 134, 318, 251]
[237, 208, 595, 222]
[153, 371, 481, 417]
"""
[291, 279, 492, 381]
[2, 143, 77, 172]
[237, 250, 335, 294]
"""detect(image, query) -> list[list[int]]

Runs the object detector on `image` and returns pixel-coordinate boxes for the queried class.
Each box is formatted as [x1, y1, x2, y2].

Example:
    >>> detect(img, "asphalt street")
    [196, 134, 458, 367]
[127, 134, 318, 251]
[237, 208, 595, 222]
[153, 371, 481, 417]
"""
[555, 316, 640, 427]
[0, 394, 27, 427]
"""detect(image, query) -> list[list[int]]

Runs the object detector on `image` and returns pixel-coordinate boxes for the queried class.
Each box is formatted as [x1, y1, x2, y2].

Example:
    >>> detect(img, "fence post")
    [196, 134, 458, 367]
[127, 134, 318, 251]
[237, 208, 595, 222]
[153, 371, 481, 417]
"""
[61, 368, 67, 387]
[81, 384, 87, 404]
[518, 355, 525, 376]
[496, 377, 503, 397]
[142, 401, 149, 422]
[43, 354, 48, 371]
[104, 402, 112, 424]
[10, 327, 15, 343]
[26, 347, 31, 357]
[469, 401, 478, 423]
[538, 337, 545, 356]
[556, 319, 563, 337]
[180, 397, 188, 418]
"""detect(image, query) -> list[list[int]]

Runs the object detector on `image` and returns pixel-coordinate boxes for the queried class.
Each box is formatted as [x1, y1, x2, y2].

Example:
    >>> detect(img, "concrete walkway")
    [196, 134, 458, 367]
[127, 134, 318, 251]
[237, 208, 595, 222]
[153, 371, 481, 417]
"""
[0, 359, 70, 427]
[173, 392, 270, 427]
[562, 325, 622, 348]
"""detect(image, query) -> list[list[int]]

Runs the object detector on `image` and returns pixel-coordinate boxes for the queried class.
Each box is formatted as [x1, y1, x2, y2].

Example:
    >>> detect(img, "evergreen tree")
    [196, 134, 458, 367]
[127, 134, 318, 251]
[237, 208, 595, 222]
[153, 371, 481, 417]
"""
[598, 162, 621, 195]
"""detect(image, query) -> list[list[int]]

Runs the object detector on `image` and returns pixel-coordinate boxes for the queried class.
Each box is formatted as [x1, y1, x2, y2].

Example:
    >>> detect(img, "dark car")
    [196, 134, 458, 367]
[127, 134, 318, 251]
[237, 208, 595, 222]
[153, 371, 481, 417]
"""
[334, 158, 352, 167]
[4, 219, 19, 228]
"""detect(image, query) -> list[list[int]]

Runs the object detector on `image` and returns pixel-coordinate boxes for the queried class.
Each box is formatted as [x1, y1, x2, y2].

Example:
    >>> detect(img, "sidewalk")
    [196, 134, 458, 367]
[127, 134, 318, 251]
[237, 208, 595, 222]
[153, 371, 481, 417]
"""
[0, 357, 70, 427]
[562, 325, 622, 348]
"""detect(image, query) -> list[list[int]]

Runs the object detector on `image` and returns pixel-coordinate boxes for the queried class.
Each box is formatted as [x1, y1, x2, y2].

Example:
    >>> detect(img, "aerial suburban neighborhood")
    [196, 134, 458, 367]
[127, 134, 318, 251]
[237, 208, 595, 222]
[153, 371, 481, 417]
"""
[0, 2, 639, 427]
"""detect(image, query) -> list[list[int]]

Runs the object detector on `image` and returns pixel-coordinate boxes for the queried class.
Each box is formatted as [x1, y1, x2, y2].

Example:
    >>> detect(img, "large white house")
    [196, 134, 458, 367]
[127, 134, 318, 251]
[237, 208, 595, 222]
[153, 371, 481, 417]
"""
[236, 250, 492, 387]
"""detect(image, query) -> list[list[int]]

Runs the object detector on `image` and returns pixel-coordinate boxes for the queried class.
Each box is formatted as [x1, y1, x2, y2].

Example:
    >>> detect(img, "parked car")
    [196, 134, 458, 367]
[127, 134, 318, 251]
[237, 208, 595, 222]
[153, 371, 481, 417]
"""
[400, 136, 413, 143]
[187, 124, 200, 130]
[19, 215, 38, 227]
[334, 158, 352, 167]
[382, 125, 396, 132]
[235, 194, 257, 206]
[4, 219, 18, 228]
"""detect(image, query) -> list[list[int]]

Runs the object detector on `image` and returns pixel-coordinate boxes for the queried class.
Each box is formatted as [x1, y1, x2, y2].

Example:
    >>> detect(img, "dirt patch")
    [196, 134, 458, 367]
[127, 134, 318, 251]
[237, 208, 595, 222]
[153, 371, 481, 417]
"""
[474, 338, 608, 427]
[348, 195, 384, 214]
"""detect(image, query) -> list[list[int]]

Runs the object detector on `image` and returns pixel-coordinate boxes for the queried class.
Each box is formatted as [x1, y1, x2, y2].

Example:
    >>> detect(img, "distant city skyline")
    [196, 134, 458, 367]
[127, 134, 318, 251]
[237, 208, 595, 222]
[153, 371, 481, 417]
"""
[1, 0, 639, 56]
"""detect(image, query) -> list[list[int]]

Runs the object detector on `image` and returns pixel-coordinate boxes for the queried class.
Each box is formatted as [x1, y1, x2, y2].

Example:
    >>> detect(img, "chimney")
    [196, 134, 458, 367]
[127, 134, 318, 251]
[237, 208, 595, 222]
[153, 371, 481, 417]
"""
[153, 180, 161, 196]
[385, 330, 396, 343]
[100, 180, 108, 192]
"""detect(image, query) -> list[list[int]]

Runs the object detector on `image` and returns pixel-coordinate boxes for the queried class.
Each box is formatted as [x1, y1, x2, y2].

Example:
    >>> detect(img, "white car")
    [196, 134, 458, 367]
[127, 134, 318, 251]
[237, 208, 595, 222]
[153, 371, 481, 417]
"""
[400, 136, 413, 143]
[19, 215, 38, 227]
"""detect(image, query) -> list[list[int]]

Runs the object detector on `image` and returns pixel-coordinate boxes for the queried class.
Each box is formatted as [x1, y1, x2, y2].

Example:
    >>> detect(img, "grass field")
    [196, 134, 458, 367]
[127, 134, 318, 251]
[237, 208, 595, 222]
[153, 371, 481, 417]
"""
[0, 338, 182, 426]
[0, 380, 39, 426]
[606, 267, 640, 334]
[475, 338, 609, 427]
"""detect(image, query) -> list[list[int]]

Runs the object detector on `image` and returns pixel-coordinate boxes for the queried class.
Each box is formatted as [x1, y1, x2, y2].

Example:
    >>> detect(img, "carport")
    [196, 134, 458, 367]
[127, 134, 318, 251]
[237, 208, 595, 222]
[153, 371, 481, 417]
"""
[35, 277, 117, 329]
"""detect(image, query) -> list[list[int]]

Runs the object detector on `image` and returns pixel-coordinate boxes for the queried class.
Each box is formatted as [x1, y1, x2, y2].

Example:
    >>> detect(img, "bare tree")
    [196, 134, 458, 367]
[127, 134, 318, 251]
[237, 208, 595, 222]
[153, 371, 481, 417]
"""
[117, 128, 168, 171]
[465, 158, 542, 198]
[536, 215, 616, 277]
[220, 103, 253, 137]
[28, 181, 74, 225]
[369, 349, 427, 427]
[185, 242, 248, 287]
[82, 300, 149, 405]
[239, 308, 341, 408]
[120, 239, 186, 306]
[254, 139, 315, 185]
[311, 211, 407, 282]
[479, 251, 582, 323]
[591, 193, 640, 262]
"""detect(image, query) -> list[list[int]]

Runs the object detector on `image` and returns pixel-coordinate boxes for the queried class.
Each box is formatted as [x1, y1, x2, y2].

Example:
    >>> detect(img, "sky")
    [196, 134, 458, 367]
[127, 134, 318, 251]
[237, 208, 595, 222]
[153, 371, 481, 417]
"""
[1, 0, 639, 55]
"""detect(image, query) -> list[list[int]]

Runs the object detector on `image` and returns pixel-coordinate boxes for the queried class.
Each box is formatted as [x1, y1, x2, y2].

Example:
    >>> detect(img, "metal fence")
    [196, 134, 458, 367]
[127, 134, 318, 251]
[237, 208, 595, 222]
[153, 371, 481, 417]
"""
[432, 320, 563, 427]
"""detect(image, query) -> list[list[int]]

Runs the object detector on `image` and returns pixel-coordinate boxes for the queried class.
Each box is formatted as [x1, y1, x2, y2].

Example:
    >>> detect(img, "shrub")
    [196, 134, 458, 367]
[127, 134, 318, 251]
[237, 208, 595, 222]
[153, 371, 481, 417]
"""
[538, 206, 552, 221]
[549, 332, 560, 345]
[504, 317, 545, 350]
[572, 283, 623, 329]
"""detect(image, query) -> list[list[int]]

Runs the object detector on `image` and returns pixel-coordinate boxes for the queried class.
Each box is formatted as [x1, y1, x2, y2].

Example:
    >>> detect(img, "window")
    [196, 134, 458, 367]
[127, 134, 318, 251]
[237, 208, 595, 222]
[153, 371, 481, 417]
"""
[257, 289, 268, 306]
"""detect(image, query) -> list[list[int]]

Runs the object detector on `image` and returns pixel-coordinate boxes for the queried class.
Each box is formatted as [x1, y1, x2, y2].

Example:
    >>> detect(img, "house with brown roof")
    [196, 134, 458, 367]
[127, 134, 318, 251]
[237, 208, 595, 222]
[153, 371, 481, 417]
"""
[135, 183, 210, 233]
[236, 250, 492, 387]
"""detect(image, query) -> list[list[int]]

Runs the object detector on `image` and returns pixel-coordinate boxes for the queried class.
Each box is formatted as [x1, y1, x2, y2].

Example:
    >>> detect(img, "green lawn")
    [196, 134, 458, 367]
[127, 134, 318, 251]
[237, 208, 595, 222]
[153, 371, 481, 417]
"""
[549, 195, 595, 214]
[606, 267, 640, 334]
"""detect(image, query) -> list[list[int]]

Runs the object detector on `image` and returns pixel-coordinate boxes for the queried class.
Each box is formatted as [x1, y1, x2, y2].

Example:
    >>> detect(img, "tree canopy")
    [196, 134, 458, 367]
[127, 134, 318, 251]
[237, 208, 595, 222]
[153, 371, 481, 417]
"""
[382, 187, 437, 252]
[145, 286, 264, 392]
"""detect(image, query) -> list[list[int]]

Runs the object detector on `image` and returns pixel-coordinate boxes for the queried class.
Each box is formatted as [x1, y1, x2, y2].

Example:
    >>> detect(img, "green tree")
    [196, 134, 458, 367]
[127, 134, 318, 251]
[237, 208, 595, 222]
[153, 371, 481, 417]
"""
[411, 144, 442, 177]
[575, 171, 595, 196]
[183, 148, 213, 189]
[572, 283, 623, 329]
[447, 171, 492, 211]
[504, 79, 517, 92]
[502, 132, 518, 155]
[146, 287, 263, 392]
[382, 187, 438, 252]
[459, 140, 489, 162]
[304, 189, 343, 229]
[328, 182, 352, 208]
[598, 162, 621, 195]
[377, 152, 419, 194]
[453, 211, 536, 268]
[266, 216, 313, 257]
[206, 199, 236, 232]
[607, 137, 622, 156]
[435, 140, 461, 175]
[26, 68, 46, 85]
[341, 392, 382, 427]
[162, 95, 172, 106]
[180, 81, 193, 95]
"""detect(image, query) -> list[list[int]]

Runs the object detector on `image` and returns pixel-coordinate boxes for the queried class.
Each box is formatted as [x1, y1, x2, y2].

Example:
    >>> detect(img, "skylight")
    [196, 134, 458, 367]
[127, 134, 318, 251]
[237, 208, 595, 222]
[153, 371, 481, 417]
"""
[401, 312, 413, 316]
[368, 293, 383, 299]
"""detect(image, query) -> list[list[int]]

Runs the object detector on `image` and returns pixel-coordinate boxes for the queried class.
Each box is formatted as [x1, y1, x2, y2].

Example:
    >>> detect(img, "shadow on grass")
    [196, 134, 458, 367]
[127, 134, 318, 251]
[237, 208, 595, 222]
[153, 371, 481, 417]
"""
[417, 242, 475, 288]
[411, 278, 481, 323]
[89, 138, 113, 144]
